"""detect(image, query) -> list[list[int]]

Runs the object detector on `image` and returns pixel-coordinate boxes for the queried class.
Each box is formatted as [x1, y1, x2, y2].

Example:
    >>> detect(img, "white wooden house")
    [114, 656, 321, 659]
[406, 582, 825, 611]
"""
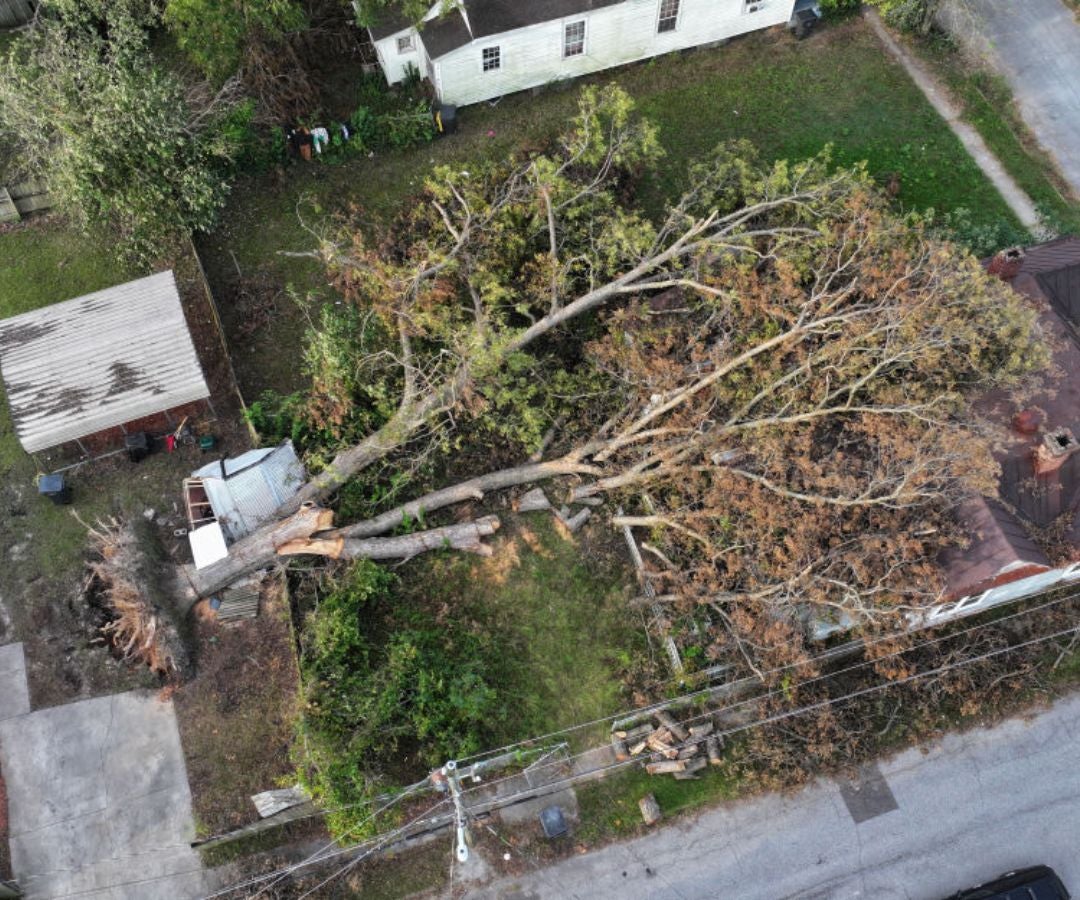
[367, 0, 799, 108]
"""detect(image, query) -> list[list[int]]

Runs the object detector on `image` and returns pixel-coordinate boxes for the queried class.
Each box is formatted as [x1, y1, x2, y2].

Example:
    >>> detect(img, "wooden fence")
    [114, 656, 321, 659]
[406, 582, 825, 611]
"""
[0, 0, 33, 28]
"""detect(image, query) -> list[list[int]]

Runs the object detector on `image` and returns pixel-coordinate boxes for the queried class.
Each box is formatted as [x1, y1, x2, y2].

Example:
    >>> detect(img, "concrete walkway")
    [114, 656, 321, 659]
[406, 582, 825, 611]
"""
[469, 690, 1080, 899]
[865, 9, 1042, 230]
[0, 643, 207, 900]
[940, 0, 1080, 200]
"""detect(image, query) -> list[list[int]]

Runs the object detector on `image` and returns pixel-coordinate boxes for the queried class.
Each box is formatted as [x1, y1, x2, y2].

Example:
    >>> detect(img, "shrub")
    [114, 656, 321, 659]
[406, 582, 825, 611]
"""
[296, 561, 505, 838]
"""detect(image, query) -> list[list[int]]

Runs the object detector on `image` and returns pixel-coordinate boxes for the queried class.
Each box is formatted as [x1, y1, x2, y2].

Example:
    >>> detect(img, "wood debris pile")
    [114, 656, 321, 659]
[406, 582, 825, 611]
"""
[612, 709, 725, 780]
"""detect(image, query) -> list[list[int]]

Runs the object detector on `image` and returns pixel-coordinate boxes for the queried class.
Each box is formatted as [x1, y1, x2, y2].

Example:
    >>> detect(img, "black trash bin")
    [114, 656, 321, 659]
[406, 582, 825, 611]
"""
[437, 104, 458, 136]
[125, 431, 149, 463]
[38, 473, 72, 505]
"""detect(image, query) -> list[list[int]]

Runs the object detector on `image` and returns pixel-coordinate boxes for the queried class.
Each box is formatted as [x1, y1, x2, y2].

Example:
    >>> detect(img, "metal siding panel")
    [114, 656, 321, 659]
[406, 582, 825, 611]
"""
[0, 271, 210, 453]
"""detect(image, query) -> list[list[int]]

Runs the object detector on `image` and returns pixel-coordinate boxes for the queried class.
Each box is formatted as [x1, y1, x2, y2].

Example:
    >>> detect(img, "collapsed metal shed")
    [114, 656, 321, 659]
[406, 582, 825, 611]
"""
[188, 441, 306, 542]
[0, 271, 210, 454]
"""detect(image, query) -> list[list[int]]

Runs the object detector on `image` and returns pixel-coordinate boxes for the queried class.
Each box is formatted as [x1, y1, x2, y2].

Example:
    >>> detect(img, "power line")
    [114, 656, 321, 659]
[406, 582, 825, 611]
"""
[457, 619, 1080, 813]
[452, 584, 1080, 770]
[451, 591, 1080, 800]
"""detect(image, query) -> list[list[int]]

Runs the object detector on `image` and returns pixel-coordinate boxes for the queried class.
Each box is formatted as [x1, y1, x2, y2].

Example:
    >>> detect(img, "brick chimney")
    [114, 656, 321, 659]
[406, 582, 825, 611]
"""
[987, 246, 1026, 281]
[1034, 427, 1080, 476]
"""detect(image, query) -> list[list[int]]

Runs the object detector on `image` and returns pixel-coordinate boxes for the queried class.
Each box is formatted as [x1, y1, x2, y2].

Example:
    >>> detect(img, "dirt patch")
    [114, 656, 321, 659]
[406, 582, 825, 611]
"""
[174, 579, 301, 837]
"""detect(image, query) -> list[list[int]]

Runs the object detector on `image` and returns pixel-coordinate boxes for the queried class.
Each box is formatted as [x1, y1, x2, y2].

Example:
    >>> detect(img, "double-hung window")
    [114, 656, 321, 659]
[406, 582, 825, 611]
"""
[657, 0, 679, 33]
[564, 20, 586, 57]
[397, 34, 415, 53]
[482, 45, 501, 72]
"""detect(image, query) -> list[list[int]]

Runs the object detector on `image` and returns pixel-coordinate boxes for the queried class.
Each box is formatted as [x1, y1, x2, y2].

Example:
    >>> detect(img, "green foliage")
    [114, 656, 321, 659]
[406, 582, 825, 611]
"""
[297, 560, 504, 837]
[379, 100, 436, 148]
[0, 2, 242, 265]
[866, 0, 940, 32]
[219, 100, 285, 174]
[243, 390, 312, 446]
[929, 206, 1029, 258]
[819, 0, 861, 15]
[164, 0, 306, 83]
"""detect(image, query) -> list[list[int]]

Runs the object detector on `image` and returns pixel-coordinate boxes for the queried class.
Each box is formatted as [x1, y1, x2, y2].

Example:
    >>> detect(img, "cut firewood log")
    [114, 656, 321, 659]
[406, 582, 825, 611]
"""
[676, 744, 700, 760]
[575, 496, 603, 507]
[672, 757, 708, 780]
[615, 723, 655, 742]
[612, 734, 630, 762]
[646, 728, 678, 759]
[515, 488, 552, 513]
[629, 739, 649, 757]
[656, 710, 688, 742]
[639, 793, 662, 825]
[706, 735, 722, 766]
[688, 722, 714, 739]
[646, 759, 686, 775]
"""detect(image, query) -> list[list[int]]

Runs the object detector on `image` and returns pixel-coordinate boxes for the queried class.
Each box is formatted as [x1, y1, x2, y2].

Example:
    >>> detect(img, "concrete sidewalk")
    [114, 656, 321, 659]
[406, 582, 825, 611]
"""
[865, 9, 1042, 231]
[0, 643, 207, 900]
[940, 0, 1080, 200]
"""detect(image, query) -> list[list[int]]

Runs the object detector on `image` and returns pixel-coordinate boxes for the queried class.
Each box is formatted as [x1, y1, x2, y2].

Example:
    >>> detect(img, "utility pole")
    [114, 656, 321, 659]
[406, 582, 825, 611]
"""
[442, 760, 470, 864]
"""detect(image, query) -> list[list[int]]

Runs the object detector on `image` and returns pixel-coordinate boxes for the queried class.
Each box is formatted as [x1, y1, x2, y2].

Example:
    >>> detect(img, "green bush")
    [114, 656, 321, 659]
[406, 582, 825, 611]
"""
[296, 561, 506, 838]
[819, 0, 862, 16]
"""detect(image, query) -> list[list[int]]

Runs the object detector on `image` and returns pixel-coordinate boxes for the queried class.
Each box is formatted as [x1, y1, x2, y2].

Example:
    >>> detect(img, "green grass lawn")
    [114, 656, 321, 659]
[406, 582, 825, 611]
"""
[201, 14, 1021, 401]
[907, 33, 1080, 234]
[397, 514, 647, 749]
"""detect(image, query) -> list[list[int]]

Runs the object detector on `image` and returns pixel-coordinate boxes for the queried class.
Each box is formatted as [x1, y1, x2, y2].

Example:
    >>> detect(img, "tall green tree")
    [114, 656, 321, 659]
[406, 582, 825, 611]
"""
[0, 1, 243, 264]
[164, 0, 307, 84]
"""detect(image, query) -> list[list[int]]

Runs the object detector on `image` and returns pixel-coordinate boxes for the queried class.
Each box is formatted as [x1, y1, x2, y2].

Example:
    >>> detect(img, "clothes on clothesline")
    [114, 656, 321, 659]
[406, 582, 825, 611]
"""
[310, 127, 330, 154]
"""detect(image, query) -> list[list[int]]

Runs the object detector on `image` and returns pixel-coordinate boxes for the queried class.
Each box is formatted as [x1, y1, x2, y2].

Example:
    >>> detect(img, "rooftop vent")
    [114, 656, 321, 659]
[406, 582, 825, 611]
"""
[1034, 426, 1079, 475]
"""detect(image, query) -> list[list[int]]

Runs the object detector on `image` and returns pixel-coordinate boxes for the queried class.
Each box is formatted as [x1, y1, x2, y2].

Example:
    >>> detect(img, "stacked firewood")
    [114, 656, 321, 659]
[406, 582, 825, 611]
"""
[611, 709, 725, 780]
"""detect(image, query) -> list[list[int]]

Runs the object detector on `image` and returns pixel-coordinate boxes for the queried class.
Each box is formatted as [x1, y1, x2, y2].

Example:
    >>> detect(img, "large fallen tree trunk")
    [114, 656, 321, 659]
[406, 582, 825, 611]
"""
[277, 516, 501, 559]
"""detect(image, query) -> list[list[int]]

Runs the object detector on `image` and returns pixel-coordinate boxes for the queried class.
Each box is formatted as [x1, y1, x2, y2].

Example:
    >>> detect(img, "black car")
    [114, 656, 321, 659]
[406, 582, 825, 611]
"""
[947, 866, 1071, 900]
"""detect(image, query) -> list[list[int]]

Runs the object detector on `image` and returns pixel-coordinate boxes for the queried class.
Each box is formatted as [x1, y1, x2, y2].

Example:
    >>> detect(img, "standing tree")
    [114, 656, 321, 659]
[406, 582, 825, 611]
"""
[0, 0, 243, 264]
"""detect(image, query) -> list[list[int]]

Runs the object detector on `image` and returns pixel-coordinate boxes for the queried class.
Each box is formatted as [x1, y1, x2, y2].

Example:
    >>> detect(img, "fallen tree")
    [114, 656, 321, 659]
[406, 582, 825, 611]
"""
[100, 86, 1040, 681]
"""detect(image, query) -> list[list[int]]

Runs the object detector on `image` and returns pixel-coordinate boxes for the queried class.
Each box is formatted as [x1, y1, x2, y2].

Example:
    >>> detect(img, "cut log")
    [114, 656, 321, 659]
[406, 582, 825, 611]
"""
[706, 735, 722, 766]
[639, 793, 662, 826]
[615, 723, 655, 742]
[672, 757, 708, 780]
[515, 488, 551, 512]
[645, 760, 686, 775]
[646, 728, 678, 759]
[575, 496, 603, 507]
[611, 734, 630, 762]
[688, 722, 714, 739]
[628, 740, 649, 757]
[656, 710, 688, 742]
[564, 508, 592, 533]
[676, 744, 699, 760]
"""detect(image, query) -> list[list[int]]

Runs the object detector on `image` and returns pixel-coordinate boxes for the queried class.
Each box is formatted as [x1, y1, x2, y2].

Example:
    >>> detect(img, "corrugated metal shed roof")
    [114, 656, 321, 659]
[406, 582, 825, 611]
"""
[191, 440, 306, 542]
[0, 271, 210, 453]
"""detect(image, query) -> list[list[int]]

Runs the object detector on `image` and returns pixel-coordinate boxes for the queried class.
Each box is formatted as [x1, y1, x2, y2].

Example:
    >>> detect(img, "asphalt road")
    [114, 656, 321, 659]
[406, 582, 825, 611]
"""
[942, 0, 1080, 198]
[471, 691, 1080, 900]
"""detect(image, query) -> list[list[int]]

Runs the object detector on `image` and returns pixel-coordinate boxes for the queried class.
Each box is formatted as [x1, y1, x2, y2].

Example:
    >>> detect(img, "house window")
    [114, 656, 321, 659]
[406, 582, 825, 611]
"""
[564, 20, 586, 57]
[397, 34, 415, 53]
[744, 0, 763, 11]
[482, 45, 501, 72]
[657, 0, 679, 32]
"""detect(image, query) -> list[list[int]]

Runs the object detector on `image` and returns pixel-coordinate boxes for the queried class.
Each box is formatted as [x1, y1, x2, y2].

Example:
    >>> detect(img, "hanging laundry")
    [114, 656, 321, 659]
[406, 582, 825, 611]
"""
[339, 123, 350, 142]
[310, 127, 330, 154]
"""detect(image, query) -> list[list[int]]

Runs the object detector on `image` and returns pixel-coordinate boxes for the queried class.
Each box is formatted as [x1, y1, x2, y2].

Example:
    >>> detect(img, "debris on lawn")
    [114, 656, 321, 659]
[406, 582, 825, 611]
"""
[620, 709, 728, 782]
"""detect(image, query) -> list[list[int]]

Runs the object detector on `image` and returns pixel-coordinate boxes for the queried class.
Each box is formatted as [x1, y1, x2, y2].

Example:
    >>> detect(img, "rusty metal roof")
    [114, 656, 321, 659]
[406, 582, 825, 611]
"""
[0, 271, 209, 453]
[191, 441, 306, 542]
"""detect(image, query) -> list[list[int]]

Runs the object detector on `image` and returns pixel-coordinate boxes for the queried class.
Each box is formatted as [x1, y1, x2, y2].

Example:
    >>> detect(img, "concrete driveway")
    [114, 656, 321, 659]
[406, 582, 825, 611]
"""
[470, 690, 1080, 899]
[942, 0, 1080, 198]
[0, 643, 206, 900]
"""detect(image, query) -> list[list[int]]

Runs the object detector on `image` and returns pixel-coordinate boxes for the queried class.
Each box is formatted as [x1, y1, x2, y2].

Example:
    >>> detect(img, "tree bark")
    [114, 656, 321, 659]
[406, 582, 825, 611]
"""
[277, 516, 501, 560]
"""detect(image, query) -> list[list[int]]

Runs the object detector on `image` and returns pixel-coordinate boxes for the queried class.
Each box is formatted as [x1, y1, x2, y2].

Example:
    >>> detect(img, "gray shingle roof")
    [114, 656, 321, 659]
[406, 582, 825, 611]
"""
[0, 271, 210, 453]
[466, 0, 624, 39]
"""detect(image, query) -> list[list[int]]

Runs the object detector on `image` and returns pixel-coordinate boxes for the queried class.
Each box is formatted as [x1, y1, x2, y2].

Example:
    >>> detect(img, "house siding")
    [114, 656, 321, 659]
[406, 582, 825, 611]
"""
[426, 0, 795, 107]
[372, 28, 424, 85]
